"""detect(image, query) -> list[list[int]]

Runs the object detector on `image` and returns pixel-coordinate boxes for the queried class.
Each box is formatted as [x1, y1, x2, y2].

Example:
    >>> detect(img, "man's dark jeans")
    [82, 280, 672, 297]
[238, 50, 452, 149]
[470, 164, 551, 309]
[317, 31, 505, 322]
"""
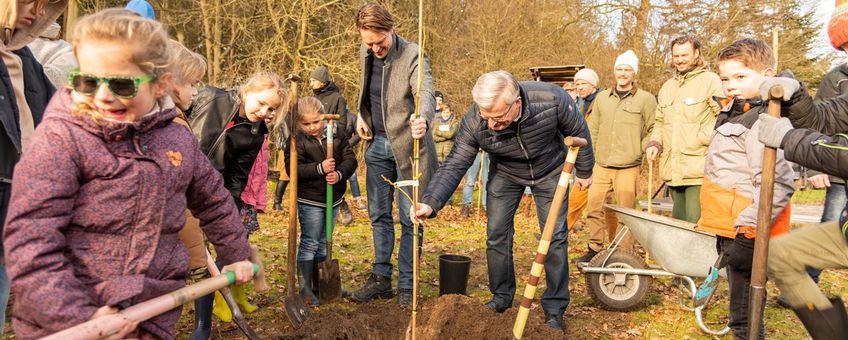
[486, 170, 570, 316]
[365, 135, 422, 290]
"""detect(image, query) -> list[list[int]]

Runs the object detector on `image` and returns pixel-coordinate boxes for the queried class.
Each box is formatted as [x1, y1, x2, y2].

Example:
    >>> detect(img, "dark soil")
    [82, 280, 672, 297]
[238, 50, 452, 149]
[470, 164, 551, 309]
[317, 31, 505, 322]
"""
[272, 295, 566, 340]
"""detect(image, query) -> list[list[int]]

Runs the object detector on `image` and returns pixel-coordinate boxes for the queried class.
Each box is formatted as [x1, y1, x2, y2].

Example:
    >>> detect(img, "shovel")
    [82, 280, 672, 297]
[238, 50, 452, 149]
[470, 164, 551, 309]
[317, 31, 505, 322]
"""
[319, 114, 342, 302]
[513, 136, 587, 340]
[205, 249, 261, 340]
[747, 84, 784, 339]
[44, 264, 259, 340]
[283, 74, 309, 328]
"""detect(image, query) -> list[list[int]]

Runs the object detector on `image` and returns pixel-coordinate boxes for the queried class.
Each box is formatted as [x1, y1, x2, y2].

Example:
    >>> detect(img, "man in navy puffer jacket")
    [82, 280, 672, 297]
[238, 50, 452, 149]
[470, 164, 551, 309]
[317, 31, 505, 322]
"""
[413, 70, 594, 330]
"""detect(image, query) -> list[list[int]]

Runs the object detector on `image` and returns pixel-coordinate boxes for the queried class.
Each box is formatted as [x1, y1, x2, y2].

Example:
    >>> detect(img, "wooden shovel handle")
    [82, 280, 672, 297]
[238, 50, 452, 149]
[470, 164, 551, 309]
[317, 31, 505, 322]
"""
[43, 266, 257, 340]
[249, 244, 269, 292]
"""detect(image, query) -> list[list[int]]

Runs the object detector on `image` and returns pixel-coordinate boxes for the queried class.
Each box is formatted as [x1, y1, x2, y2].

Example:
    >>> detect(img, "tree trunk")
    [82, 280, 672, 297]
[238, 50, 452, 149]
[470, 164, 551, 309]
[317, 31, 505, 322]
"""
[64, 0, 80, 41]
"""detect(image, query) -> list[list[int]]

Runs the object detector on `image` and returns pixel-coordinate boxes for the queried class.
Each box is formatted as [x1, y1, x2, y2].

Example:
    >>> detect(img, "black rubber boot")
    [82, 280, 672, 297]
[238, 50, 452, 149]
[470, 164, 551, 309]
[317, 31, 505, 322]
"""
[298, 260, 320, 306]
[312, 258, 323, 296]
[793, 298, 848, 340]
[188, 293, 214, 340]
[274, 180, 288, 210]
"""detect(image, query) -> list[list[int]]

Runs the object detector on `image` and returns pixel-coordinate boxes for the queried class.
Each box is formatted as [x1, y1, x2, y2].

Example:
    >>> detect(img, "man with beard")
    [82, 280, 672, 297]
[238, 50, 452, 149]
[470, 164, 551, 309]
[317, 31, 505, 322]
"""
[575, 50, 656, 263]
[645, 36, 722, 223]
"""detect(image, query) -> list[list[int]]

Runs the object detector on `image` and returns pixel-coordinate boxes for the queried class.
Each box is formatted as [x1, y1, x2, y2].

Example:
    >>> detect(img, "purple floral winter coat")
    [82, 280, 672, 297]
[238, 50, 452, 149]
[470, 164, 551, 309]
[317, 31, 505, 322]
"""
[3, 90, 252, 339]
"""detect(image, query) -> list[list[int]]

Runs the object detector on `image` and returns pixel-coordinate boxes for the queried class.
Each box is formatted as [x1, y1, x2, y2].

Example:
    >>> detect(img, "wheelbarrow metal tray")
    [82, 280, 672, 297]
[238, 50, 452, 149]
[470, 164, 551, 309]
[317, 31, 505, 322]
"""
[605, 204, 717, 278]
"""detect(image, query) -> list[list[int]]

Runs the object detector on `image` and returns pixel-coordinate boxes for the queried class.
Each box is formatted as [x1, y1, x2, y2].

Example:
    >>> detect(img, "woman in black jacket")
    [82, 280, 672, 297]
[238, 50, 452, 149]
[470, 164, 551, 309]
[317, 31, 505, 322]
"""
[285, 97, 357, 305]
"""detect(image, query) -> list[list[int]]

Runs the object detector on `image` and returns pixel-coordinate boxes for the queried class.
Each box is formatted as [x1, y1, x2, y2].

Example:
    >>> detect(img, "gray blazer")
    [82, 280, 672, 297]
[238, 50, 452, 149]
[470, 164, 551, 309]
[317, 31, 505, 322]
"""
[357, 33, 437, 198]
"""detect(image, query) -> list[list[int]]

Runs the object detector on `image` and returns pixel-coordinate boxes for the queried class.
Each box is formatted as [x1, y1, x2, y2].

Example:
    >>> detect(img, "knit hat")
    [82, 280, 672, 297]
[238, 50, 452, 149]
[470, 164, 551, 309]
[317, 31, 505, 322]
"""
[829, 0, 848, 50]
[573, 68, 599, 87]
[310, 66, 330, 84]
[126, 0, 156, 20]
[614, 50, 639, 74]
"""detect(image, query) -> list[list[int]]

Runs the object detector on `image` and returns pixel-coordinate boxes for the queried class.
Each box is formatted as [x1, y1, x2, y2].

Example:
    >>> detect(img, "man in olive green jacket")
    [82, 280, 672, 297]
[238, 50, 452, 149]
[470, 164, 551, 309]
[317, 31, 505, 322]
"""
[432, 91, 459, 163]
[645, 36, 722, 223]
[576, 50, 656, 263]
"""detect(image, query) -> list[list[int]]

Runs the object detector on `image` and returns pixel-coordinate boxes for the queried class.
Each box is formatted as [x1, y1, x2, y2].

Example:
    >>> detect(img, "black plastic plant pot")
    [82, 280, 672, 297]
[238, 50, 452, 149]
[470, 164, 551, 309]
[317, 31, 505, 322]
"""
[439, 254, 472, 296]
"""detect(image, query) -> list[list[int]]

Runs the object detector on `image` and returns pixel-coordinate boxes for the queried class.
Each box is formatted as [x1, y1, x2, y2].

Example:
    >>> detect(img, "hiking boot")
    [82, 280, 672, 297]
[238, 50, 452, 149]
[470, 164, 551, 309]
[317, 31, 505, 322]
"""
[545, 313, 564, 330]
[573, 247, 599, 264]
[350, 273, 393, 302]
[339, 201, 353, 225]
[485, 299, 509, 313]
[353, 197, 367, 210]
[397, 288, 413, 306]
[459, 204, 472, 218]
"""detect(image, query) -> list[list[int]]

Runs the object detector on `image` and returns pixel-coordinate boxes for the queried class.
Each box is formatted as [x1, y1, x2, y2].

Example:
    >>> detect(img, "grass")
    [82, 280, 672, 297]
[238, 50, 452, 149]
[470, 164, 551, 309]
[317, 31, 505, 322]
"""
[180, 181, 844, 339]
[6, 180, 840, 339]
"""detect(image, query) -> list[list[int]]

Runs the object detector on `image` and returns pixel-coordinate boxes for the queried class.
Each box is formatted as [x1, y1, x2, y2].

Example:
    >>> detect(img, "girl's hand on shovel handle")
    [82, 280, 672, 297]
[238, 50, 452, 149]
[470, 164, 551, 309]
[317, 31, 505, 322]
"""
[325, 171, 340, 185]
[222, 260, 256, 285]
[90, 306, 139, 340]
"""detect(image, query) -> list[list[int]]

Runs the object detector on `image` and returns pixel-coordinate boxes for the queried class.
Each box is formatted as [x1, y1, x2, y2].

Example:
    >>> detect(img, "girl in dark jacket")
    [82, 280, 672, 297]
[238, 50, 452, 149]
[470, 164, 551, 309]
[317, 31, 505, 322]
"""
[285, 97, 357, 305]
[185, 73, 286, 320]
[3, 9, 254, 339]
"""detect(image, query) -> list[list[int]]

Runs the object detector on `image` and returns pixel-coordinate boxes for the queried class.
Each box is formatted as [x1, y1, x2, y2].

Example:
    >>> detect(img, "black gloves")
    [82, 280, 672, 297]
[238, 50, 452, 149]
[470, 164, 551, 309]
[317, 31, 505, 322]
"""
[719, 234, 756, 272]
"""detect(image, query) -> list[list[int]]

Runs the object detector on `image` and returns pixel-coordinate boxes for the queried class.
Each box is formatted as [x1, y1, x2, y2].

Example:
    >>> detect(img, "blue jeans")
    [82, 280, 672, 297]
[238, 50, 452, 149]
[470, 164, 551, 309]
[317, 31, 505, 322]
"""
[806, 183, 847, 282]
[365, 135, 422, 290]
[461, 152, 488, 208]
[297, 204, 338, 262]
[348, 171, 362, 198]
[0, 265, 8, 334]
[486, 171, 570, 316]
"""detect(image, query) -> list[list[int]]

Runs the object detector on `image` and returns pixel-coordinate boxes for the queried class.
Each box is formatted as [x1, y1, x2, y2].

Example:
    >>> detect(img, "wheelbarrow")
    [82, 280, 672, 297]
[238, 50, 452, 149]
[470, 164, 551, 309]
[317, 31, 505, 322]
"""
[577, 204, 730, 336]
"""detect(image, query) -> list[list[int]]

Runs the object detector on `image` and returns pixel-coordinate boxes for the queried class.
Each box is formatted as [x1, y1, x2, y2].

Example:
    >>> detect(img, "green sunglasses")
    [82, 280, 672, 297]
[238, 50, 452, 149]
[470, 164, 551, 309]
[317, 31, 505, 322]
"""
[68, 70, 156, 99]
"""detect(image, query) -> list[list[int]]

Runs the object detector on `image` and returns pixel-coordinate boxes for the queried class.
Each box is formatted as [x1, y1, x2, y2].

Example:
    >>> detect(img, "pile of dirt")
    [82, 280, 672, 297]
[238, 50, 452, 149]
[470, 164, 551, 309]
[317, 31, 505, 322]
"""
[274, 302, 409, 339]
[416, 295, 564, 339]
[274, 295, 565, 339]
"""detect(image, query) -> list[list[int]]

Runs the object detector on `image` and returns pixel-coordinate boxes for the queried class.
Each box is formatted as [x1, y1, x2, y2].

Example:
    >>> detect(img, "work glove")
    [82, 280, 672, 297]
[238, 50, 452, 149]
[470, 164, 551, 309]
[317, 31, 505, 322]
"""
[758, 77, 800, 101]
[719, 233, 755, 272]
[757, 114, 793, 148]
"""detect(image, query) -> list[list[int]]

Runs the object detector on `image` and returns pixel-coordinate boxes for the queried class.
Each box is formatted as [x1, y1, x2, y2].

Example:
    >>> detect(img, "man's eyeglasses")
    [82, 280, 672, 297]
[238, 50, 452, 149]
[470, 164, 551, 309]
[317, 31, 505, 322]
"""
[68, 70, 156, 99]
[479, 95, 519, 123]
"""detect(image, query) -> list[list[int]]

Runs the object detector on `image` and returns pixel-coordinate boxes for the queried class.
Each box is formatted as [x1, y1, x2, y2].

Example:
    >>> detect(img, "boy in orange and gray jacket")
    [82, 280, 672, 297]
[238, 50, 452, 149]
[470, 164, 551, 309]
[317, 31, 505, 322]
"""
[697, 39, 795, 339]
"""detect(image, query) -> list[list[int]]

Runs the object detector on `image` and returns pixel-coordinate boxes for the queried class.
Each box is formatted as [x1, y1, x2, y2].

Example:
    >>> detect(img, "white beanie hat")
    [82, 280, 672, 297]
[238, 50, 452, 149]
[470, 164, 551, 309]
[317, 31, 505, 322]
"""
[573, 68, 599, 87]
[614, 50, 639, 74]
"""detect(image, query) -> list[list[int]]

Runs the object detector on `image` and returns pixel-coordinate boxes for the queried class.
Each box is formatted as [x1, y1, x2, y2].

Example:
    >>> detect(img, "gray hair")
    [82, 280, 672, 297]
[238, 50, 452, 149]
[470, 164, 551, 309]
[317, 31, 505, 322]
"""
[472, 70, 520, 110]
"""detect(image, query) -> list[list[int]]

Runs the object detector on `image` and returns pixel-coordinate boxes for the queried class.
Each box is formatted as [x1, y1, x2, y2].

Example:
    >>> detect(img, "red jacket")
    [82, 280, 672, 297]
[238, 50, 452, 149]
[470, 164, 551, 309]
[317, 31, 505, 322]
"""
[3, 90, 252, 339]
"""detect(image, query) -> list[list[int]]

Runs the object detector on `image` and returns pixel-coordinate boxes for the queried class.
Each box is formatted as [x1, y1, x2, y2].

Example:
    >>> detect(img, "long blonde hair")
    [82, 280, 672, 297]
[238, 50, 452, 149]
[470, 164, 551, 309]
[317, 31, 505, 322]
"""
[240, 71, 289, 131]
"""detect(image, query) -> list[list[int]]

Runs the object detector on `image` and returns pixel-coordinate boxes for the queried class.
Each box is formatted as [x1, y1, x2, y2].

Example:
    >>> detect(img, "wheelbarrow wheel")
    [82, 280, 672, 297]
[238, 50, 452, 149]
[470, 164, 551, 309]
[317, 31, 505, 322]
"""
[585, 249, 651, 312]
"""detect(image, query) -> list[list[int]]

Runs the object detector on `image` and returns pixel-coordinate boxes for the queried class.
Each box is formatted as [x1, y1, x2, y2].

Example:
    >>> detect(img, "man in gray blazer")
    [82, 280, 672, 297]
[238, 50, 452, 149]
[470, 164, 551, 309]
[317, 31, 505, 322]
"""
[349, 2, 437, 306]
